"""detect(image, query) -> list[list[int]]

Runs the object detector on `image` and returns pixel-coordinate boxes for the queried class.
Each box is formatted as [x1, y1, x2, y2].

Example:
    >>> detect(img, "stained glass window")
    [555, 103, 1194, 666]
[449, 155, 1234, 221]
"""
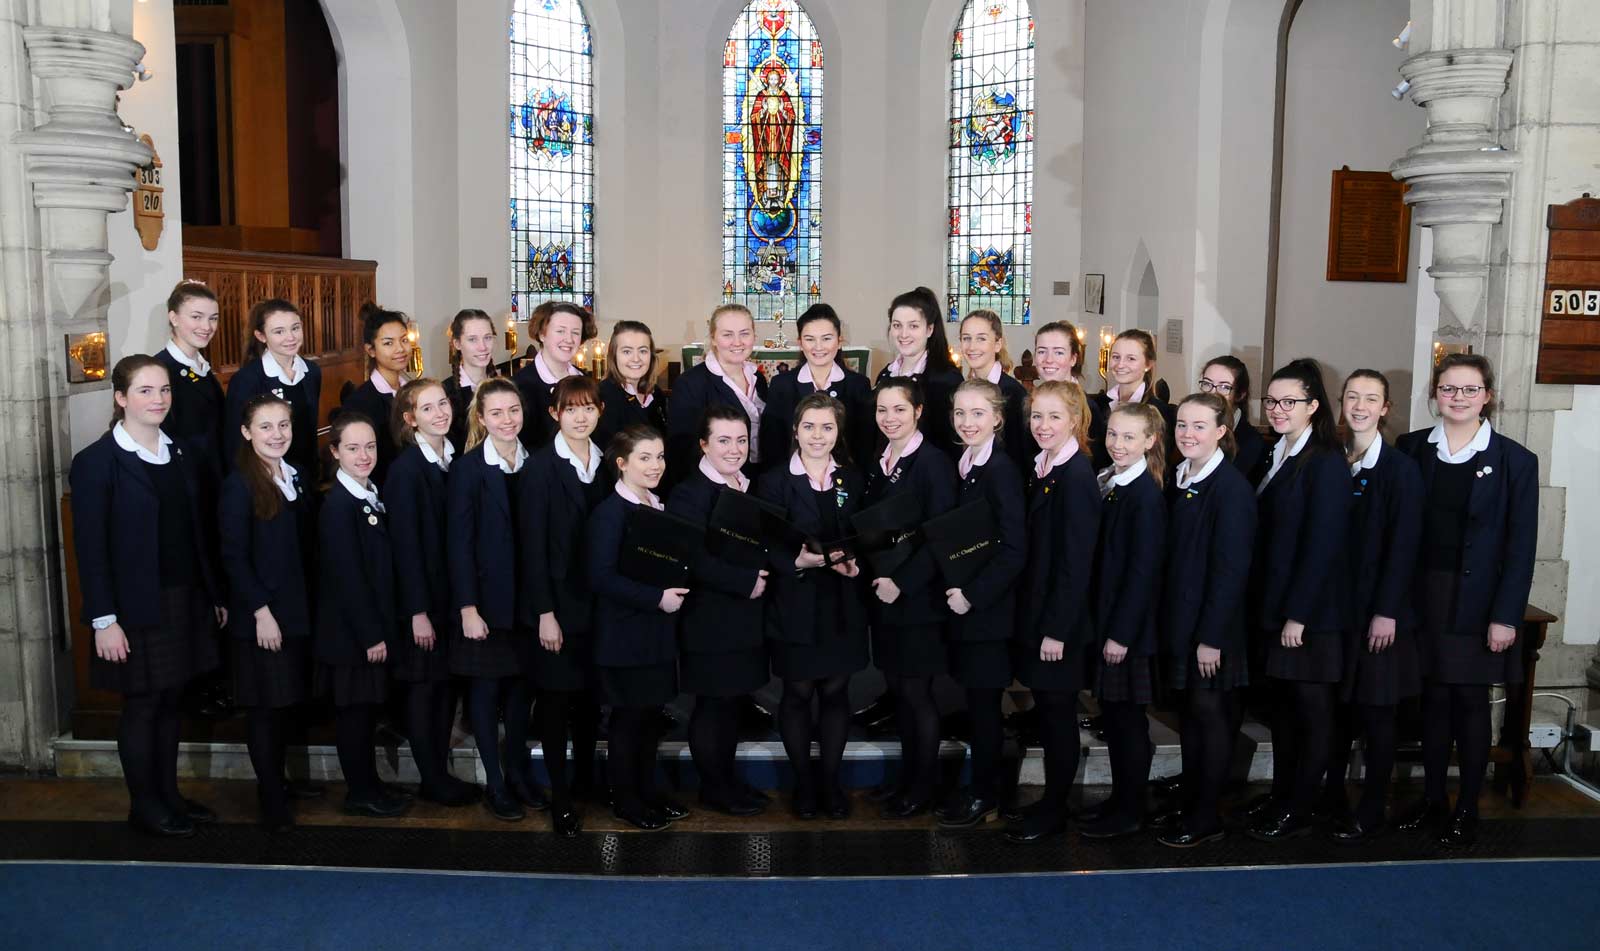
[722, 0, 823, 322]
[510, 0, 595, 319]
[948, 0, 1033, 324]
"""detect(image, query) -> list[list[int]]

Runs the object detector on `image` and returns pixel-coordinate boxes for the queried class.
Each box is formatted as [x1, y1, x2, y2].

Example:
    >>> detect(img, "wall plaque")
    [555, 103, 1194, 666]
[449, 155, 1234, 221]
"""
[133, 133, 165, 251]
[1536, 194, 1600, 385]
[1326, 166, 1410, 283]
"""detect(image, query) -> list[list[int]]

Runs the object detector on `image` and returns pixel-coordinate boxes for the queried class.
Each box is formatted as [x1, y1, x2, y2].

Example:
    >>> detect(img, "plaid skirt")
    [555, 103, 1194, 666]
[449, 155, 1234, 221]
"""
[231, 635, 311, 709]
[598, 661, 678, 708]
[389, 615, 454, 684]
[315, 661, 388, 708]
[1263, 627, 1344, 684]
[449, 626, 532, 680]
[91, 586, 219, 695]
[1161, 647, 1249, 693]
[871, 622, 947, 678]
[1419, 570, 1525, 686]
[1340, 624, 1421, 705]
[1095, 653, 1155, 705]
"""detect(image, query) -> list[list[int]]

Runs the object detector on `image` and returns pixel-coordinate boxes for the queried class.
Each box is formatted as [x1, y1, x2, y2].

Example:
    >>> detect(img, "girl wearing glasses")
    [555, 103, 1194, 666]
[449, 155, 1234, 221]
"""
[1245, 359, 1350, 842]
[1393, 354, 1536, 848]
[1197, 356, 1267, 485]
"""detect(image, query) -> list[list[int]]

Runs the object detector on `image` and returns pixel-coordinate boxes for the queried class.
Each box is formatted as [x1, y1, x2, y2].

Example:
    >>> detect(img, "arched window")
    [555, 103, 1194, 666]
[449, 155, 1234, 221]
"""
[510, 0, 595, 318]
[947, 0, 1033, 324]
[722, 0, 823, 321]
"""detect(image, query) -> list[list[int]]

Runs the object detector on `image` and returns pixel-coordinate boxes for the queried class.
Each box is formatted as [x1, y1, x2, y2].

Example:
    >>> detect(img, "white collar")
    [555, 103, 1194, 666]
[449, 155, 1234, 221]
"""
[1100, 456, 1147, 494]
[976, 362, 1003, 384]
[706, 353, 757, 388]
[1258, 424, 1313, 493]
[623, 380, 654, 408]
[1350, 435, 1383, 475]
[959, 435, 996, 479]
[1427, 419, 1492, 464]
[272, 459, 299, 501]
[805, 362, 846, 390]
[336, 468, 383, 511]
[457, 363, 489, 389]
[615, 480, 663, 509]
[261, 351, 309, 385]
[554, 434, 602, 484]
[880, 430, 925, 475]
[699, 455, 747, 492]
[887, 350, 928, 377]
[416, 432, 454, 472]
[1034, 437, 1080, 479]
[112, 422, 173, 465]
[1176, 447, 1225, 490]
[707, 355, 765, 461]
[535, 350, 580, 386]
[790, 451, 838, 491]
[165, 341, 210, 377]
[482, 437, 527, 474]
[1108, 381, 1146, 409]
[369, 369, 405, 396]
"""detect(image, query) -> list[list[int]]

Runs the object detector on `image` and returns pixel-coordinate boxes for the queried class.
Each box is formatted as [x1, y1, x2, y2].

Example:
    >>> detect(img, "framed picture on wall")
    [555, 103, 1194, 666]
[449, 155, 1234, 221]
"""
[1083, 274, 1105, 315]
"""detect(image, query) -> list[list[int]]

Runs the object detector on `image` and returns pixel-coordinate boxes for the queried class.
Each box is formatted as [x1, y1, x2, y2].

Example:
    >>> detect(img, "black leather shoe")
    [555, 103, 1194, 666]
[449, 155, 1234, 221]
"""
[1240, 793, 1280, 825]
[128, 810, 196, 838]
[1004, 809, 1067, 843]
[651, 797, 690, 821]
[342, 795, 410, 819]
[823, 787, 852, 820]
[174, 798, 217, 824]
[700, 792, 763, 817]
[1075, 798, 1113, 823]
[865, 782, 904, 804]
[1150, 809, 1184, 832]
[1247, 811, 1314, 842]
[613, 804, 669, 831]
[791, 786, 819, 820]
[1330, 815, 1386, 845]
[550, 808, 582, 837]
[938, 793, 998, 829]
[740, 783, 771, 804]
[1157, 824, 1225, 848]
[1395, 798, 1449, 832]
[1000, 799, 1048, 823]
[1078, 814, 1144, 840]
[1437, 811, 1478, 849]
[507, 775, 550, 812]
[379, 782, 415, 803]
[284, 778, 327, 800]
[1150, 772, 1185, 796]
[881, 796, 930, 820]
[484, 788, 525, 822]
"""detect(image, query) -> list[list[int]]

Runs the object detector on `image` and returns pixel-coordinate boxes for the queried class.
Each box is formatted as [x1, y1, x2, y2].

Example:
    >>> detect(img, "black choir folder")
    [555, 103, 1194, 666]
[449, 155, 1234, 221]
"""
[619, 506, 705, 589]
[849, 492, 923, 577]
[922, 499, 998, 588]
[708, 489, 801, 570]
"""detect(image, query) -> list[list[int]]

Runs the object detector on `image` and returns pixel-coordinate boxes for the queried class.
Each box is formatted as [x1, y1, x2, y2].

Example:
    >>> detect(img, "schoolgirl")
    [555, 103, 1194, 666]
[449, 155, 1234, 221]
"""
[1245, 359, 1351, 841]
[875, 287, 962, 458]
[761, 304, 875, 468]
[754, 393, 867, 820]
[958, 310, 1030, 469]
[339, 304, 414, 487]
[1322, 369, 1423, 843]
[668, 303, 768, 485]
[596, 319, 669, 451]
[512, 300, 595, 450]
[224, 299, 321, 476]
[1030, 320, 1088, 387]
[1004, 381, 1100, 843]
[154, 280, 225, 478]
[442, 308, 500, 453]
[666, 404, 773, 817]
[1394, 354, 1536, 848]
[1153, 393, 1256, 848]
[316, 413, 409, 818]
[218, 394, 315, 830]
[1197, 355, 1267, 485]
[384, 379, 480, 808]
[1081, 402, 1168, 840]
[1089, 330, 1176, 471]
[70, 356, 224, 837]
[519, 376, 609, 836]
[937, 379, 1026, 829]
[448, 378, 546, 821]
[588, 425, 690, 830]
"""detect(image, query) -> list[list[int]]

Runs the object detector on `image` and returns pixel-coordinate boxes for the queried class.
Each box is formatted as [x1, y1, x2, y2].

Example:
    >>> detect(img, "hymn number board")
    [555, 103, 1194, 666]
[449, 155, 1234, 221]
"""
[1537, 195, 1600, 385]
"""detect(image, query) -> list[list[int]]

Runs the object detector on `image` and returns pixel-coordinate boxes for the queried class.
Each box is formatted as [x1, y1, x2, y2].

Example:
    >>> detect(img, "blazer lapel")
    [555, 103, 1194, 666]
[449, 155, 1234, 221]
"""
[1465, 434, 1505, 521]
[789, 473, 821, 529]
[485, 457, 511, 520]
[556, 459, 585, 511]
[1028, 468, 1057, 514]
[112, 441, 155, 494]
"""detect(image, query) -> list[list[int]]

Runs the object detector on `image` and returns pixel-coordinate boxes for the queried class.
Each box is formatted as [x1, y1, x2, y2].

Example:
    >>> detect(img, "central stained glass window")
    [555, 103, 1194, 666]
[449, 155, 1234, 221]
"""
[722, 0, 823, 322]
[948, 0, 1033, 324]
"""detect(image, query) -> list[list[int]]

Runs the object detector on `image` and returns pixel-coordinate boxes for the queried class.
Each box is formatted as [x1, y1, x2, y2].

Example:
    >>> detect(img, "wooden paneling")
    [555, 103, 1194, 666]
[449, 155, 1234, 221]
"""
[1326, 167, 1411, 283]
[182, 225, 323, 255]
[1536, 195, 1600, 385]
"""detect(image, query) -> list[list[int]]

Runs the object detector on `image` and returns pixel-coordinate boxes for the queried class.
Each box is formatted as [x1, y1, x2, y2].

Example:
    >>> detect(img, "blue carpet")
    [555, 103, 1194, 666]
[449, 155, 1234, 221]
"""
[3, 859, 1592, 950]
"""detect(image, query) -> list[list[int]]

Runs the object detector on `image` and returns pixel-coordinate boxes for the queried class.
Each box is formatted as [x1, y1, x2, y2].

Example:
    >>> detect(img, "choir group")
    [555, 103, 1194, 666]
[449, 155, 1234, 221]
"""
[70, 280, 1536, 851]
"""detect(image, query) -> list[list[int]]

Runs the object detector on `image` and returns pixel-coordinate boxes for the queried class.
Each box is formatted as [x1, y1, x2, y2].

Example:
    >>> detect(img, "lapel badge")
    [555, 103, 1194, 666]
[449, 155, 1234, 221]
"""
[272, 387, 284, 399]
[1476, 465, 1492, 478]
[362, 505, 372, 514]
[367, 514, 379, 526]
[1186, 490, 1196, 499]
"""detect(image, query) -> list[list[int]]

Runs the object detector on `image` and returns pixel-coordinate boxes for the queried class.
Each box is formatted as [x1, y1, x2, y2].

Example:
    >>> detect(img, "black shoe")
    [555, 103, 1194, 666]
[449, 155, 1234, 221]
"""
[1437, 811, 1478, 849]
[740, 783, 771, 804]
[613, 804, 669, 831]
[1395, 798, 1449, 833]
[1000, 798, 1048, 823]
[1158, 824, 1225, 848]
[420, 781, 481, 807]
[1075, 798, 1114, 823]
[379, 782, 415, 803]
[881, 796, 930, 820]
[342, 795, 410, 819]
[699, 792, 763, 817]
[1247, 811, 1314, 842]
[1240, 793, 1280, 825]
[791, 786, 819, 820]
[1078, 814, 1144, 840]
[1330, 815, 1386, 845]
[1150, 809, 1185, 832]
[284, 778, 327, 800]
[865, 782, 904, 804]
[651, 797, 690, 821]
[1005, 809, 1067, 843]
[1150, 772, 1185, 797]
[507, 775, 550, 812]
[1314, 789, 1351, 822]
[172, 797, 217, 824]
[823, 787, 852, 820]
[938, 793, 999, 829]
[484, 787, 525, 822]
[550, 808, 582, 837]
[128, 810, 196, 838]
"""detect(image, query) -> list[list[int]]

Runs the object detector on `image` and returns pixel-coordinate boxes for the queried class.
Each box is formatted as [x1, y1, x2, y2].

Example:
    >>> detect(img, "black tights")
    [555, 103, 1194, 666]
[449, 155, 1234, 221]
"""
[1034, 690, 1081, 815]
[607, 705, 662, 812]
[894, 676, 940, 802]
[1179, 687, 1237, 832]
[1101, 700, 1152, 822]
[334, 703, 381, 801]
[119, 687, 184, 824]
[965, 687, 1005, 799]
[540, 688, 598, 810]
[245, 706, 289, 819]
[1325, 703, 1398, 826]
[1269, 680, 1336, 816]
[689, 695, 744, 802]
[405, 680, 459, 796]
[1421, 680, 1491, 817]
[779, 675, 850, 796]
[467, 676, 530, 794]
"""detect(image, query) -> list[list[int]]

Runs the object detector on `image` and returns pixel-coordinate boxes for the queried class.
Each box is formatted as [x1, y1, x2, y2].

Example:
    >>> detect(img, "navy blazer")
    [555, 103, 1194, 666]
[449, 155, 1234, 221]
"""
[446, 445, 521, 631]
[217, 468, 313, 641]
[339, 381, 399, 487]
[69, 431, 220, 627]
[862, 443, 960, 627]
[596, 377, 668, 455]
[1017, 452, 1100, 654]
[875, 361, 963, 461]
[1089, 389, 1178, 471]
[518, 444, 602, 636]
[1396, 426, 1538, 631]
[1092, 468, 1167, 657]
[1162, 461, 1257, 659]
[1347, 441, 1424, 631]
[1253, 446, 1351, 632]
[1233, 416, 1268, 486]
[991, 372, 1032, 472]
[587, 491, 679, 668]
[315, 480, 395, 663]
[223, 355, 322, 475]
[667, 469, 766, 654]
[155, 348, 225, 480]
[947, 451, 1026, 643]
[511, 360, 570, 451]
[761, 365, 875, 471]
[754, 464, 868, 645]
[666, 361, 769, 485]
[385, 444, 452, 628]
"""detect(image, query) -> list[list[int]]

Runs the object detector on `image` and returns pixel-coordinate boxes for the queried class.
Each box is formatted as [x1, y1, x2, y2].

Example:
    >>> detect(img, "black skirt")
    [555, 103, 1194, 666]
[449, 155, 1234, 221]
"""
[389, 616, 453, 684]
[316, 661, 388, 707]
[526, 631, 595, 693]
[681, 646, 769, 697]
[91, 586, 219, 695]
[1161, 648, 1249, 693]
[947, 640, 1012, 690]
[449, 626, 531, 680]
[1016, 640, 1088, 693]
[1418, 570, 1524, 685]
[771, 632, 867, 683]
[231, 635, 311, 709]
[599, 661, 678, 708]
[1340, 625, 1421, 706]
[871, 622, 946, 678]
[1263, 627, 1343, 684]
[1095, 654, 1155, 705]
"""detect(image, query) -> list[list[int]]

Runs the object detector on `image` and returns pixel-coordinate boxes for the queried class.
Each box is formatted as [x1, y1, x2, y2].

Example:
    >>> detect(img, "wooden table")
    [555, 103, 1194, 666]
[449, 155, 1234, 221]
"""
[1491, 603, 1560, 805]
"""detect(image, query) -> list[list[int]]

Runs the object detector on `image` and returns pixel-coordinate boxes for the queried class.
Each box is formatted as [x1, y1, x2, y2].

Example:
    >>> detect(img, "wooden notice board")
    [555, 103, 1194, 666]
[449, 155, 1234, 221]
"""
[1537, 195, 1600, 384]
[1326, 167, 1411, 282]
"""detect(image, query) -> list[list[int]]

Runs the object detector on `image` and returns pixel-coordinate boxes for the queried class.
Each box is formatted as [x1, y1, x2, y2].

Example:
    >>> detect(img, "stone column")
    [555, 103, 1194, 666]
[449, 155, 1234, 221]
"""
[0, 8, 149, 768]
